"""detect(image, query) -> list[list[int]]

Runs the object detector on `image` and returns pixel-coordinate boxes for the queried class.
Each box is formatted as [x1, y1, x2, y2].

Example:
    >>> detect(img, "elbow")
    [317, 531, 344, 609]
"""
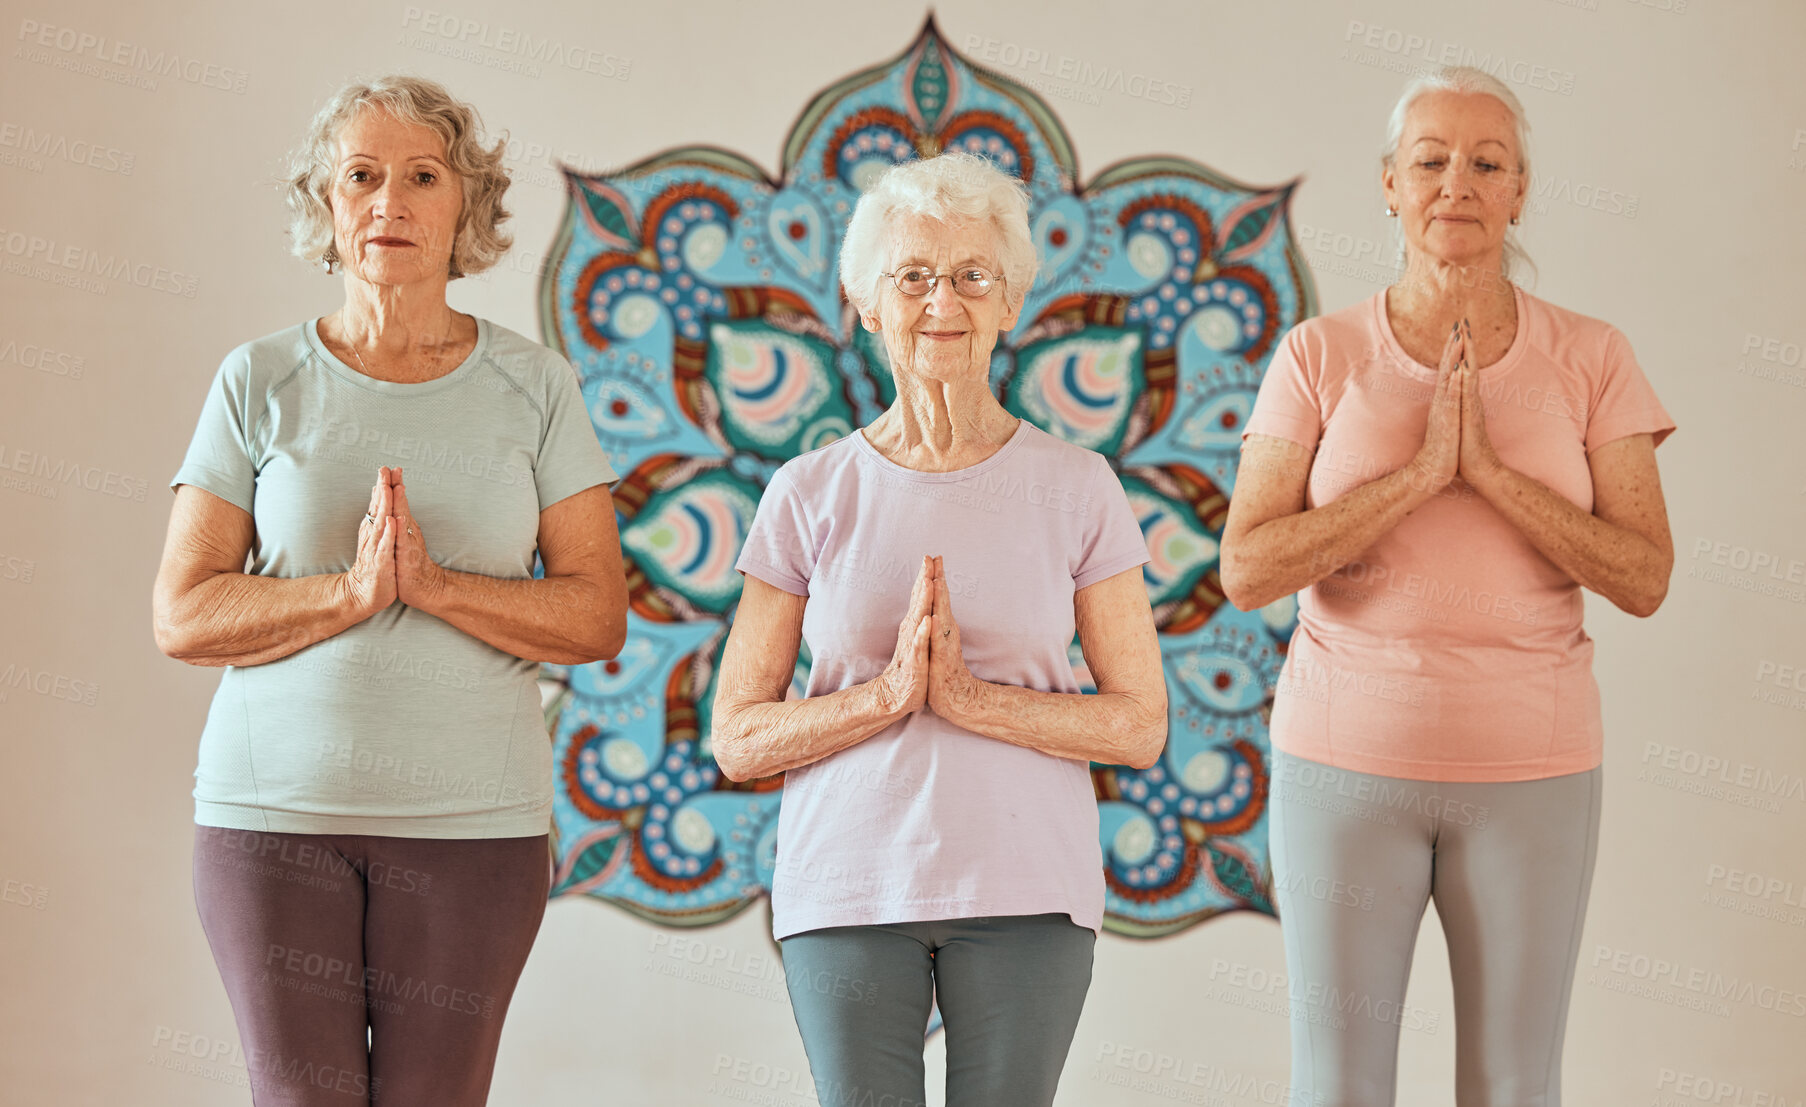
[601, 620, 628, 660]
[588, 615, 628, 663]
[1624, 560, 1674, 618]
[596, 581, 630, 659]
[713, 735, 758, 783]
[152, 607, 196, 663]
[1120, 697, 1169, 771]
[1216, 554, 1267, 614]
[709, 704, 754, 783]
[1627, 581, 1669, 619]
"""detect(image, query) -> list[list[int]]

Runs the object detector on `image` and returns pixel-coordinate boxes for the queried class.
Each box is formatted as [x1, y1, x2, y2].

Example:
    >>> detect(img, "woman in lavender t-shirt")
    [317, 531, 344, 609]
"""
[712, 152, 1167, 1106]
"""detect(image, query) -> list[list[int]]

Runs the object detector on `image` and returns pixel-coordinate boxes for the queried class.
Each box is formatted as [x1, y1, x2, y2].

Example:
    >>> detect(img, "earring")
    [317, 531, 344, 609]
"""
[1385, 206, 1397, 217]
[1510, 214, 1520, 225]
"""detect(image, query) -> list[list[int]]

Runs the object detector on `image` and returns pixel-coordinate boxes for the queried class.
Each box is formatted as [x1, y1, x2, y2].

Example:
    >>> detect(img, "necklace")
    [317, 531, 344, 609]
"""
[348, 341, 375, 378]
[338, 311, 459, 382]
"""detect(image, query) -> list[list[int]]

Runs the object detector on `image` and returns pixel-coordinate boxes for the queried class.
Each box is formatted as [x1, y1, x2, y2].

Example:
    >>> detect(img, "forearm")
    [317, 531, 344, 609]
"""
[158, 572, 366, 667]
[412, 569, 624, 665]
[1470, 464, 1669, 615]
[715, 679, 907, 780]
[937, 677, 1165, 767]
[1226, 464, 1438, 610]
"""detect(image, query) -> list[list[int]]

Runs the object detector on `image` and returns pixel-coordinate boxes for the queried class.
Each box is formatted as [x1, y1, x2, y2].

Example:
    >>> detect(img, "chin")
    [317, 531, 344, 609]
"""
[911, 356, 987, 383]
[356, 261, 437, 287]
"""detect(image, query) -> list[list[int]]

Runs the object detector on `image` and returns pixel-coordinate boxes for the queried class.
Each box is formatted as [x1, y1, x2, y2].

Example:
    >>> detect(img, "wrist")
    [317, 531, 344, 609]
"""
[338, 571, 374, 620]
[868, 669, 905, 721]
[938, 669, 985, 728]
[1466, 455, 1510, 495]
[1396, 461, 1439, 505]
[411, 563, 454, 614]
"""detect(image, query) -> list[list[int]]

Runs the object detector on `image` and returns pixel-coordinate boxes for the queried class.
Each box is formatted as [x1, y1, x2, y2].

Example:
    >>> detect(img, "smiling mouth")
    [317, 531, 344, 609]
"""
[918, 331, 966, 339]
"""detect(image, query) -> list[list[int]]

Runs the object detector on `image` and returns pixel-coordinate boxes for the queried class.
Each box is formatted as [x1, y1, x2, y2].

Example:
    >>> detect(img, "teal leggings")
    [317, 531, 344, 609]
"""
[1269, 750, 1603, 1107]
[779, 913, 1095, 1107]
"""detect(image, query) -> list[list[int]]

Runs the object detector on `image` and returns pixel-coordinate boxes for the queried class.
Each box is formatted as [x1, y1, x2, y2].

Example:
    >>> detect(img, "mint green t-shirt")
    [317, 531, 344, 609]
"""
[170, 317, 617, 838]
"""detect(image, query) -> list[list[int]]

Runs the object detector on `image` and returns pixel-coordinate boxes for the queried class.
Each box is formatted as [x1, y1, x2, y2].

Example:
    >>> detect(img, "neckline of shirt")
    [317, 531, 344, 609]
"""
[848, 417, 1033, 482]
[304, 316, 490, 395]
[1370, 283, 1531, 383]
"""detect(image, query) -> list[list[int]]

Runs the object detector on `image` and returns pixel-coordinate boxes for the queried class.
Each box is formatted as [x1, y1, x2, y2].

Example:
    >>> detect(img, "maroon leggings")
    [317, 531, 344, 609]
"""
[191, 826, 551, 1106]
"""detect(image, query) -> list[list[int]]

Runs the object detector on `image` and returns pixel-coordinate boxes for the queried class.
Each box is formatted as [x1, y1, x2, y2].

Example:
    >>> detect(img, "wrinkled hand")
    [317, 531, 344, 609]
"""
[388, 467, 446, 608]
[1455, 320, 1503, 484]
[347, 468, 398, 615]
[1407, 319, 1464, 497]
[926, 556, 978, 718]
[873, 555, 932, 716]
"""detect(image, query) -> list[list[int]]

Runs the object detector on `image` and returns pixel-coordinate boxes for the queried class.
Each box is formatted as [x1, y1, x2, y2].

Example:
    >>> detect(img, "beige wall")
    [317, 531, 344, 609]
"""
[3, 0, 1802, 1102]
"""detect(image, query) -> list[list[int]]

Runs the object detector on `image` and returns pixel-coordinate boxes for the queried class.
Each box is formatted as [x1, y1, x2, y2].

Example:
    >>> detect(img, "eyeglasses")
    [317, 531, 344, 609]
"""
[880, 265, 1004, 299]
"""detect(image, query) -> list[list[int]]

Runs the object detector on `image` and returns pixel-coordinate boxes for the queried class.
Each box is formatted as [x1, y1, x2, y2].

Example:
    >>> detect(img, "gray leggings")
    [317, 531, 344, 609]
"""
[1268, 751, 1602, 1107]
[779, 913, 1095, 1107]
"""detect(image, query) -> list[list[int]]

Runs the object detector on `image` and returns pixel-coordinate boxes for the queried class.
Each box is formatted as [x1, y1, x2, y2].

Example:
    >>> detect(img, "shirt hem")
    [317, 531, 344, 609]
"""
[773, 894, 1104, 940]
[737, 559, 810, 596]
[1240, 415, 1319, 449]
[1074, 551, 1152, 591]
[1271, 738, 1603, 783]
[194, 803, 551, 839]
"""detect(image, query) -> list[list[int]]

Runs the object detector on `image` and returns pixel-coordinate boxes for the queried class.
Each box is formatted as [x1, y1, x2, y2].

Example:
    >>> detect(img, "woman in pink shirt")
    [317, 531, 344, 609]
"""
[1223, 67, 1675, 1106]
[711, 151, 1166, 1107]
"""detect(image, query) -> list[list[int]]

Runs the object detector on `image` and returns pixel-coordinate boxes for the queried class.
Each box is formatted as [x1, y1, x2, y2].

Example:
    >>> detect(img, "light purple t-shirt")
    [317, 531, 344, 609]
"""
[734, 419, 1151, 940]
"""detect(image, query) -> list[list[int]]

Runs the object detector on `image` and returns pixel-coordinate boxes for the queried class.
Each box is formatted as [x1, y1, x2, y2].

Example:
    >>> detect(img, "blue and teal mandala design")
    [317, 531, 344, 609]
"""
[538, 16, 1316, 936]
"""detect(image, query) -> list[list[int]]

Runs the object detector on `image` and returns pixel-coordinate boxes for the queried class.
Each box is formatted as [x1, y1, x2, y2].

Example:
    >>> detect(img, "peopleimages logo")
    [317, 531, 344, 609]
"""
[0, 122, 134, 174]
[0, 225, 198, 297]
[14, 19, 249, 93]
[398, 8, 631, 79]
[0, 444, 149, 502]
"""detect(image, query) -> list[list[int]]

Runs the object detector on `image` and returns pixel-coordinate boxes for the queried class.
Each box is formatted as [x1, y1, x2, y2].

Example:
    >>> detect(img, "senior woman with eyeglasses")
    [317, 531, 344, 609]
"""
[711, 151, 1166, 1107]
[1222, 67, 1675, 1106]
[152, 76, 627, 1105]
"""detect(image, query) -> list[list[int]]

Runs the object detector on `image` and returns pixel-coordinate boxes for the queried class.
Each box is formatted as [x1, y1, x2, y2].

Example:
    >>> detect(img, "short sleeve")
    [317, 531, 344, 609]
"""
[533, 352, 619, 511]
[1585, 326, 1676, 453]
[1073, 453, 1151, 590]
[170, 346, 259, 513]
[1241, 325, 1323, 450]
[735, 468, 815, 596]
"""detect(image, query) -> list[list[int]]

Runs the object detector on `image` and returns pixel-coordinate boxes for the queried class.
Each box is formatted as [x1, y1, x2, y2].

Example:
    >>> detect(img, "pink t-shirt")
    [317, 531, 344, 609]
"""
[1242, 286, 1675, 782]
[735, 420, 1150, 939]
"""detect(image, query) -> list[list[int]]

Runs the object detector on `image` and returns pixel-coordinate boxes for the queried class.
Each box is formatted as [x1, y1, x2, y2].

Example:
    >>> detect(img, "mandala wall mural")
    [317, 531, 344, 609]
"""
[536, 17, 1315, 939]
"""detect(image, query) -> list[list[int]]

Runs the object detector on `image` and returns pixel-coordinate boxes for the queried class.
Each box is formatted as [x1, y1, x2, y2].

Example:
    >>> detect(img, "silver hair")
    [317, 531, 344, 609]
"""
[1382, 65, 1534, 283]
[838, 150, 1039, 316]
[285, 75, 512, 279]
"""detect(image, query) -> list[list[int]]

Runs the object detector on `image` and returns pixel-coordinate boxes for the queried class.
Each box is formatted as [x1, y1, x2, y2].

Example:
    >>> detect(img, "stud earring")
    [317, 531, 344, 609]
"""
[1385, 206, 1397, 217]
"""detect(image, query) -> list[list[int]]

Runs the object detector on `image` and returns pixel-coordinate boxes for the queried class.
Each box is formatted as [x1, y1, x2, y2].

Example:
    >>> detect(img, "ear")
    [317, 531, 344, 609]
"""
[1381, 161, 1398, 213]
[998, 288, 1023, 333]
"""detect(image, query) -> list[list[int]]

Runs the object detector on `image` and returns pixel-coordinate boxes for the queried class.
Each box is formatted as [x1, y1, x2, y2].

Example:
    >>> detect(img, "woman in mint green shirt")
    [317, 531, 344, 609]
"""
[152, 76, 626, 1105]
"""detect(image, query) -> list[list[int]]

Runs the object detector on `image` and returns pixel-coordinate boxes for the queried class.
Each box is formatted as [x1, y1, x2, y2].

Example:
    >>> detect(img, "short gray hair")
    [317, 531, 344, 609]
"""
[838, 151, 1038, 315]
[286, 75, 512, 279]
[1382, 66, 1534, 281]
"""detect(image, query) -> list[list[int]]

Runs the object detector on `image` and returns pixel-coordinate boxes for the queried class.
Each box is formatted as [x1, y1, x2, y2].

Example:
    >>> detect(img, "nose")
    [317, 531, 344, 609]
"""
[1440, 161, 1480, 199]
[923, 274, 964, 314]
[371, 174, 409, 220]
